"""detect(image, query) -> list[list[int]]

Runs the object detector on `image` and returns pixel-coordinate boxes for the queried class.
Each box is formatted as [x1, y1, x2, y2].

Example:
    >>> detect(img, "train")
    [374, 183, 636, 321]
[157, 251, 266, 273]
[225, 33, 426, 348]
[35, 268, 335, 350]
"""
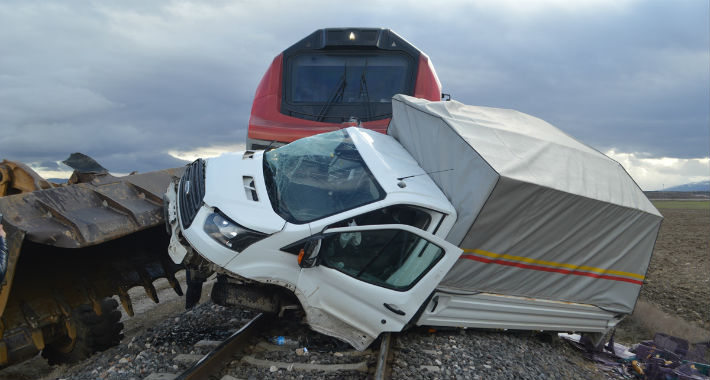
[247, 28, 443, 149]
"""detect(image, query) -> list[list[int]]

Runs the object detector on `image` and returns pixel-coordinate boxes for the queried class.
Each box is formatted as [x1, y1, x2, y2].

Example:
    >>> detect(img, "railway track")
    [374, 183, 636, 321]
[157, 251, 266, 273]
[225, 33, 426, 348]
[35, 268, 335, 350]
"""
[2, 298, 632, 379]
[169, 313, 393, 380]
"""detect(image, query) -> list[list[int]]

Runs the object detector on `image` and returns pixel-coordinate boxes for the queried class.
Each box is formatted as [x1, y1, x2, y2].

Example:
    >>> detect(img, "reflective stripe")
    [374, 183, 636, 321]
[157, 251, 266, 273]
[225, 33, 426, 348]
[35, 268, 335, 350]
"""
[461, 248, 645, 284]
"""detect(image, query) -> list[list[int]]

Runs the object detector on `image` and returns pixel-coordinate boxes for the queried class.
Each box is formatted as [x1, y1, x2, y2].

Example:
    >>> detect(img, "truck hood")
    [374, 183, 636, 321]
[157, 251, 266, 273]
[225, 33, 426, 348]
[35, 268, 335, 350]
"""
[202, 151, 286, 234]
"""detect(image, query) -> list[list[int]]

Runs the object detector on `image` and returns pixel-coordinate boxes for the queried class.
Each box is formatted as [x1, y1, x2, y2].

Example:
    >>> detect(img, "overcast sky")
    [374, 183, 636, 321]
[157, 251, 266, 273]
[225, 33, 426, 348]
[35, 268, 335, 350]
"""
[1, 0, 708, 190]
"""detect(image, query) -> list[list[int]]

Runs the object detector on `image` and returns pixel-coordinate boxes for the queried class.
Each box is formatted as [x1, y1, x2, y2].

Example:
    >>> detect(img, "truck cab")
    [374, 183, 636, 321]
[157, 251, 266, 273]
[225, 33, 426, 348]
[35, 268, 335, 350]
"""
[166, 127, 462, 349]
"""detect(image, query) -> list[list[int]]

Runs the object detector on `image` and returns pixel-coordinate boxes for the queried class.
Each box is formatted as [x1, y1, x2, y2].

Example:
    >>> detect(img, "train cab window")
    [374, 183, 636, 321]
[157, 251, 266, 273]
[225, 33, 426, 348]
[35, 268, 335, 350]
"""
[282, 52, 415, 123]
[290, 54, 409, 104]
[328, 205, 431, 231]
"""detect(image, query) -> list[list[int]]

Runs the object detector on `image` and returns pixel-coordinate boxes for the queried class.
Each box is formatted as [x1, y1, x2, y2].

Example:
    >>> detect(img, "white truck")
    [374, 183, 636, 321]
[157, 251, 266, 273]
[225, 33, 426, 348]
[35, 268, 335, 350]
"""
[165, 95, 662, 350]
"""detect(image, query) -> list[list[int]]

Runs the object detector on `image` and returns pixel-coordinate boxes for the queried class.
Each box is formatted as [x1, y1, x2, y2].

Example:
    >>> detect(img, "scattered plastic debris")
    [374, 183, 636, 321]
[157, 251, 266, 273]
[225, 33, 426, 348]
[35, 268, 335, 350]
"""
[269, 336, 301, 347]
[559, 333, 635, 360]
[635, 333, 709, 380]
[560, 332, 709, 379]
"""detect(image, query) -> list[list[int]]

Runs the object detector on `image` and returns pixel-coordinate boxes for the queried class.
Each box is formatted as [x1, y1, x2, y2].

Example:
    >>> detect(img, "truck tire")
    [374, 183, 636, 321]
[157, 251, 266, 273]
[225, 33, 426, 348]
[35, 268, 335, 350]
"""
[42, 298, 124, 365]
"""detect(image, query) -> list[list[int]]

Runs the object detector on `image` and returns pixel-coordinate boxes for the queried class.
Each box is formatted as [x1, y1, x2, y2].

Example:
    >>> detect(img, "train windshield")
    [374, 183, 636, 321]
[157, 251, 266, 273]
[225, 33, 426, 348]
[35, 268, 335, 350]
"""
[283, 53, 413, 122]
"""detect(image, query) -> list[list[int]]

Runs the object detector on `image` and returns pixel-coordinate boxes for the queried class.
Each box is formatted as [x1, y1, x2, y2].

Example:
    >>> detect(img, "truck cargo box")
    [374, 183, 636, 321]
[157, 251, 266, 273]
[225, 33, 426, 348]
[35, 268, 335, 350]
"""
[388, 95, 662, 315]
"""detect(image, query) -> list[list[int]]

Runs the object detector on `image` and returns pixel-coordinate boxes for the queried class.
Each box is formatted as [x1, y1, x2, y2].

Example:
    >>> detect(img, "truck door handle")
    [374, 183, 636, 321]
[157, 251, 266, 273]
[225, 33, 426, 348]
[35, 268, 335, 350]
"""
[383, 303, 405, 316]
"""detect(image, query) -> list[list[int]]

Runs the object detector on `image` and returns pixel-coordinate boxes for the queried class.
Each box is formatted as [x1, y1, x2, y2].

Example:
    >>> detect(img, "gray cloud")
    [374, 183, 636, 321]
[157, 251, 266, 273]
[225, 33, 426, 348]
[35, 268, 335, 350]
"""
[0, 0, 707, 177]
[420, 1, 709, 157]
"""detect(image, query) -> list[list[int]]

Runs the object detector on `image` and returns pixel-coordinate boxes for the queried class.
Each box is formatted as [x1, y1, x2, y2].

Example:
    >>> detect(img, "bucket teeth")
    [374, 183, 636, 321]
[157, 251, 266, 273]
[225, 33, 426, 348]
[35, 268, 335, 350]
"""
[167, 275, 183, 296]
[160, 258, 184, 296]
[30, 329, 45, 351]
[64, 319, 77, 341]
[137, 268, 159, 304]
[52, 292, 72, 317]
[144, 282, 159, 304]
[117, 287, 134, 317]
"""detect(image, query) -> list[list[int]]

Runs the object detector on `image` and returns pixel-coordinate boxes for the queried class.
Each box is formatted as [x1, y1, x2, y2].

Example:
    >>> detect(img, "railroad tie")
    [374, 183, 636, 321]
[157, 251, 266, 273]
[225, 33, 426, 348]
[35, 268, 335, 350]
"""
[241, 356, 369, 372]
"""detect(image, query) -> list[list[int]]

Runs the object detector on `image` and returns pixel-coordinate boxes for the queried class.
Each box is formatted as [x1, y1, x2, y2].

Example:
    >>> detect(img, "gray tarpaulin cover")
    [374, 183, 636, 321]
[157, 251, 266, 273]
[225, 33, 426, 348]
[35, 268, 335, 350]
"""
[387, 95, 662, 314]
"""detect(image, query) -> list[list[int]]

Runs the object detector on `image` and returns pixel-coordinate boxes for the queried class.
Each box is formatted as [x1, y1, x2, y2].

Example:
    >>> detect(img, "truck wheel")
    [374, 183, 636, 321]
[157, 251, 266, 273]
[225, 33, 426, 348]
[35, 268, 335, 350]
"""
[42, 298, 124, 365]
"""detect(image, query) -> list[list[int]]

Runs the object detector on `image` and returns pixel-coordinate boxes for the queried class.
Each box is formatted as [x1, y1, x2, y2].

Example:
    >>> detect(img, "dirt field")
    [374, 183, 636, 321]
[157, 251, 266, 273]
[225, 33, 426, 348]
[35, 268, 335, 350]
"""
[616, 201, 710, 345]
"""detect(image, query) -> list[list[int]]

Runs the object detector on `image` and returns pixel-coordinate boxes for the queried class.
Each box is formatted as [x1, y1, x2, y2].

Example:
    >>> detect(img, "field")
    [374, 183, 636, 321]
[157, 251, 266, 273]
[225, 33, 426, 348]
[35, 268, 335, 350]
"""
[616, 200, 710, 346]
[650, 200, 710, 210]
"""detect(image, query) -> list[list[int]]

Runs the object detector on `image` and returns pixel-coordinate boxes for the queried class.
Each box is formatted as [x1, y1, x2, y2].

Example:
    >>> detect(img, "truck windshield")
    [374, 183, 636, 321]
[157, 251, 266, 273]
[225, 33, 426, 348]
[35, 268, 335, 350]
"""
[263, 129, 386, 223]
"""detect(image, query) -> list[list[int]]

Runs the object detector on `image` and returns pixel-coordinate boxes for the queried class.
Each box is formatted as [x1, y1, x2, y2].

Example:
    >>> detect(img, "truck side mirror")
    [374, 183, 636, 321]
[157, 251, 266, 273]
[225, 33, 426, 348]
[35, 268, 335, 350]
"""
[298, 239, 321, 268]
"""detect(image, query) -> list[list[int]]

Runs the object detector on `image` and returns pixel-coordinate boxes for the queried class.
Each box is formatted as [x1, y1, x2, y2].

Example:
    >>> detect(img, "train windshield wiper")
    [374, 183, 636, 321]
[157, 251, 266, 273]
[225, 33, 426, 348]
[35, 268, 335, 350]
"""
[358, 59, 371, 121]
[316, 65, 347, 122]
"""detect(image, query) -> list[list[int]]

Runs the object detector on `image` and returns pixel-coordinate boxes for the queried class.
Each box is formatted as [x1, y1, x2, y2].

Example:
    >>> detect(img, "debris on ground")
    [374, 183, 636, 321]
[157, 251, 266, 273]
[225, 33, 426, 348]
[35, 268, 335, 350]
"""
[560, 332, 710, 379]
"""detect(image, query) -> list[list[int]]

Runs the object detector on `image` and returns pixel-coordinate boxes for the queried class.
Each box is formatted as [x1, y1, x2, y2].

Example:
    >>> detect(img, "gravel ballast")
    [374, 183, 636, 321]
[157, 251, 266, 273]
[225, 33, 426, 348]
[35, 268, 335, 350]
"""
[51, 302, 256, 380]
[391, 328, 622, 380]
[29, 299, 630, 380]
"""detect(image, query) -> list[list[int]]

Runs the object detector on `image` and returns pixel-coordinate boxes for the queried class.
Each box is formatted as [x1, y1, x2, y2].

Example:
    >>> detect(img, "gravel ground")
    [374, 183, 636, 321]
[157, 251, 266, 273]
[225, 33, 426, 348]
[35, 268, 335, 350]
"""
[222, 317, 375, 380]
[19, 298, 630, 380]
[391, 328, 624, 380]
[222, 316, 629, 380]
[55, 302, 256, 380]
[0, 298, 666, 380]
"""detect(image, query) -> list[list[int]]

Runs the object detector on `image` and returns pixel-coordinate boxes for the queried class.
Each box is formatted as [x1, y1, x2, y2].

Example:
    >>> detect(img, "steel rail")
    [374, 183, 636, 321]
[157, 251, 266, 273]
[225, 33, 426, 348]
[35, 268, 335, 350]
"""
[373, 332, 392, 380]
[174, 313, 267, 380]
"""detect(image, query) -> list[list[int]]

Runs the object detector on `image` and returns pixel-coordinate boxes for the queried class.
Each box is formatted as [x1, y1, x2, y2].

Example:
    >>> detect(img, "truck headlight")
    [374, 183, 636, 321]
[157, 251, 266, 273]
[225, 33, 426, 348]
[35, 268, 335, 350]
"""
[203, 211, 267, 252]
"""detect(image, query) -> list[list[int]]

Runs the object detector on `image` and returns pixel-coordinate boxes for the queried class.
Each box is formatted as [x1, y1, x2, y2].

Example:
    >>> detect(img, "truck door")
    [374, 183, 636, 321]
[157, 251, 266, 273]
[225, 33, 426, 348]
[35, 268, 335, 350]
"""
[296, 224, 462, 350]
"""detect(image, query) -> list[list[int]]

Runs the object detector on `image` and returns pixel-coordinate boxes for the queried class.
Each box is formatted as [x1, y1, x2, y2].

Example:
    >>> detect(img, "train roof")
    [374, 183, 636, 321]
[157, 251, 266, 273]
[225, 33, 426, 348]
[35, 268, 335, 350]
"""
[283, 27, 421, 54]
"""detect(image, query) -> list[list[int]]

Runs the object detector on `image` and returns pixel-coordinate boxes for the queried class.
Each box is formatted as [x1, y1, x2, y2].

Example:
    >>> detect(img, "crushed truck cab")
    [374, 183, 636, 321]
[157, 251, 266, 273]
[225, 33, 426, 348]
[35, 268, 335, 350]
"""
[166, 126, 461, 349]
[166, 95, 662, 350]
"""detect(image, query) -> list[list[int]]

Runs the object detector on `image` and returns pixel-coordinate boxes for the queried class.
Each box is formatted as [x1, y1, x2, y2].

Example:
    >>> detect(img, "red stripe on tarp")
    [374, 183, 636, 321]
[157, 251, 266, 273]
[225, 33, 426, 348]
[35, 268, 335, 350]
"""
[460, 254, 644, 285]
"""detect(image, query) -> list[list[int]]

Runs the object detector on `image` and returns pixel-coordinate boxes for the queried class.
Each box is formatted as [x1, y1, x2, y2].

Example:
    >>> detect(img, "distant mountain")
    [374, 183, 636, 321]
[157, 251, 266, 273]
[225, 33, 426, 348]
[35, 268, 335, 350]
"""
[663, 180, 710, 192]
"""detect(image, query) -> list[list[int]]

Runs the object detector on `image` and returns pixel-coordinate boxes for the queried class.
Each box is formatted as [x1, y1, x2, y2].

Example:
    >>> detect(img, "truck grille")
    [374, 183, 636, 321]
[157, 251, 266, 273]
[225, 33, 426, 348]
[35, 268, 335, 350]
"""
[178, 159, 205, 229]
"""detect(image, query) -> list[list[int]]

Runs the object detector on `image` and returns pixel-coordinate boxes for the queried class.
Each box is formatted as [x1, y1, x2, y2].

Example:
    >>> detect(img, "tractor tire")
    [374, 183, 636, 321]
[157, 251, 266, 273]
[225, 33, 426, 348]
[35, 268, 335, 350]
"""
[42, 298, 124, 365]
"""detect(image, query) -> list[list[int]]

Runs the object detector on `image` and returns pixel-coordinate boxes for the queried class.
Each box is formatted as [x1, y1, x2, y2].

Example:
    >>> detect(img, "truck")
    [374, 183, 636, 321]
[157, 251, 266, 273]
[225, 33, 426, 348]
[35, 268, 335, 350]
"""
[165, 94, 663, 350]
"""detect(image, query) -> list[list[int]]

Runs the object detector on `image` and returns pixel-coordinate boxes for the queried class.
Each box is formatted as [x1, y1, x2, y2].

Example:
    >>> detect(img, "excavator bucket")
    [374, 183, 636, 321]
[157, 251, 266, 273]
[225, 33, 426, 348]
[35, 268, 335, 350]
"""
[0, 157, 184, 366]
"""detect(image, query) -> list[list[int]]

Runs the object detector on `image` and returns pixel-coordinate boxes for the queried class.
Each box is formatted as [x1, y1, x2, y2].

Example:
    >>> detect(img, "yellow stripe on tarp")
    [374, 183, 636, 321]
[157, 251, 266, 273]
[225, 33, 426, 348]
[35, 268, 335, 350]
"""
[462, 248, 645, 280]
